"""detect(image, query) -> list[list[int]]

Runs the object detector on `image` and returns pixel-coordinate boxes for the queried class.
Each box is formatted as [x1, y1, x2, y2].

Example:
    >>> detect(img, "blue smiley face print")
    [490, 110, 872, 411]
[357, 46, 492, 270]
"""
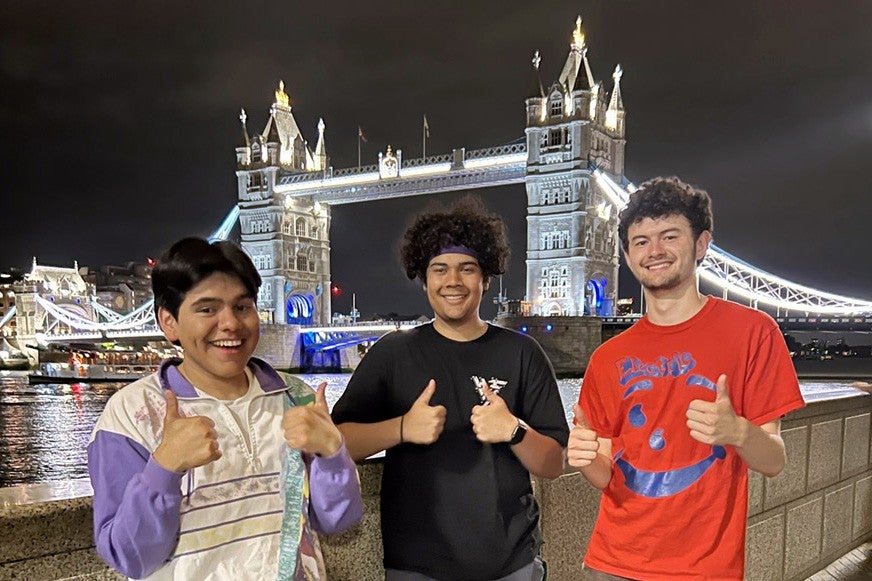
[613, 354, 726, 498]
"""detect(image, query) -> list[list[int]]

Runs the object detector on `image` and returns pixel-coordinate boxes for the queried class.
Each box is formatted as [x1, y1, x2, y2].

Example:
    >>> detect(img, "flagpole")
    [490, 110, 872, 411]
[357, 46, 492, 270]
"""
[422, 114, 428, 159]
[358, 127, 362, 168]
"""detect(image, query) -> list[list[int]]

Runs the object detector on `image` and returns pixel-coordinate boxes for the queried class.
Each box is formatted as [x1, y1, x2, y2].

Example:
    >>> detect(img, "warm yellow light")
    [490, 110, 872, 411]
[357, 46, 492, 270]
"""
[605, 110, 617, 131]
[275, 80, 290, 107]
[572, 16, 585, 47]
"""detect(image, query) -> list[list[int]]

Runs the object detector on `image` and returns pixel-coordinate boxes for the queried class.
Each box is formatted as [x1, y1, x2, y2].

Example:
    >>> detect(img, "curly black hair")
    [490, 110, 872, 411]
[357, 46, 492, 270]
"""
[618, 176, 713, 253]
[400, 195, 510, 282]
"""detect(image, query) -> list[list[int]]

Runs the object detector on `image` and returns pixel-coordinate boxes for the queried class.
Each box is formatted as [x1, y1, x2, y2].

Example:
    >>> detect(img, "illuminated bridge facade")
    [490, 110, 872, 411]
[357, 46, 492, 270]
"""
[12, 18, 870, 359]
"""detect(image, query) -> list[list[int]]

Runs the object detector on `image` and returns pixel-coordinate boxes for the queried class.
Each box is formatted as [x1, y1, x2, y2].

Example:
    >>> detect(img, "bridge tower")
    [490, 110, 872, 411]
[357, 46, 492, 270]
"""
[236, 82, 332, 325]
[524, 17, 625, 316]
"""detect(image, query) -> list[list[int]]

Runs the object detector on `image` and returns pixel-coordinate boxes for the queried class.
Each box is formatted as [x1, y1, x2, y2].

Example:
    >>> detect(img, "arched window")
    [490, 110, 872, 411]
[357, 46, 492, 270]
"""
[296, 218, 307, 237]
[297, 255, 308, 272]
[550, 97, 563, 117]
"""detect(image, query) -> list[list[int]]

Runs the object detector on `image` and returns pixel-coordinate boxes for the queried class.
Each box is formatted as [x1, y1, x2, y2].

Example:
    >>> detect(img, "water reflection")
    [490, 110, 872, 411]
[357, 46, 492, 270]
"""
[0, 372, 863, 487]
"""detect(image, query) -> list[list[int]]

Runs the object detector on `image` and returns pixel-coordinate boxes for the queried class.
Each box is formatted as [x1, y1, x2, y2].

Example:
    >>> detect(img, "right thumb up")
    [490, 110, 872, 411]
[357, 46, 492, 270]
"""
[413, 379, 437, 407]
[164, 390, 182, 424]
[573, 404, 591, 429]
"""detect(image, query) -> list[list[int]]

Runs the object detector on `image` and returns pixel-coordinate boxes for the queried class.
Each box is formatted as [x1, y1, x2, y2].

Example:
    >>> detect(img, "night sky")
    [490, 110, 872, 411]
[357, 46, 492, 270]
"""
[3, 2, 871, 319]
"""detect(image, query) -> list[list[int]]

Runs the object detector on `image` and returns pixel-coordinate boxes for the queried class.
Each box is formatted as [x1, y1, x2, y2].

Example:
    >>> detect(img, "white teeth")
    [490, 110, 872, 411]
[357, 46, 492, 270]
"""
[212, 340, 243, 347]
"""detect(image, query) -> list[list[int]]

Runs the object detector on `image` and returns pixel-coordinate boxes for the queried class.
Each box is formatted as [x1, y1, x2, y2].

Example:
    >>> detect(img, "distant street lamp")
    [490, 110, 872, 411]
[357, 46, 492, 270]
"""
[351, 292, 359, 324]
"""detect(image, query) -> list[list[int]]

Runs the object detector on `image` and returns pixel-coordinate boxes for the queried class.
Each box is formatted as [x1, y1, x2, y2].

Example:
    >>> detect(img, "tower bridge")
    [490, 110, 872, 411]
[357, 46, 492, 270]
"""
[9, 17, 872, 362]
[236, 17, 626, 326]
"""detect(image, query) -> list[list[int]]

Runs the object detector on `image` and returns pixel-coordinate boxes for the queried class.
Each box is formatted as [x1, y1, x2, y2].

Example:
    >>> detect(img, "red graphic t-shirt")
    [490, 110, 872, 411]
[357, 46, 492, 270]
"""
[579, 297, 804, 580]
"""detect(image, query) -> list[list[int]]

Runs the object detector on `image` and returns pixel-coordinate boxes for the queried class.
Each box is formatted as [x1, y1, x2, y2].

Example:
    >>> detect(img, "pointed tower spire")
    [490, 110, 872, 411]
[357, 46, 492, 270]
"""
[274, 80, 290, 108]
[558, 16, 588, 92]
[605, 65, 625, 135]
[529, 50, 545, 98]
[314, 118, 327, 171]
[236, 108, 251, 167]
[265, 112, 281, 145]
[581, 46, 595, 90]
[608, 65, 624, 111]
[239, 108, 250, 147]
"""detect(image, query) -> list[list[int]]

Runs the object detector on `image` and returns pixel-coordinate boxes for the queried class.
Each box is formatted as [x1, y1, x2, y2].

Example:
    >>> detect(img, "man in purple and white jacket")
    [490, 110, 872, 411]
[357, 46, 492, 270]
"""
[88, 238, 362, 580]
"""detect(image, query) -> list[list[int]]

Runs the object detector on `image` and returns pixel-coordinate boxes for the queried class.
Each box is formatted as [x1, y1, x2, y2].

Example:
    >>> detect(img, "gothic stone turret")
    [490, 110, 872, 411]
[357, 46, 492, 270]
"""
[236, 81, 332, 325]
[523, 16, 626, 317]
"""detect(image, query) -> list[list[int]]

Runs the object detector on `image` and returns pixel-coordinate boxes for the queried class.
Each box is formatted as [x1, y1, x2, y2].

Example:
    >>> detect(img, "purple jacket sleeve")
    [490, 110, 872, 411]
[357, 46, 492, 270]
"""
[305, 438, 363, 534]
[88, 430, 183, 579]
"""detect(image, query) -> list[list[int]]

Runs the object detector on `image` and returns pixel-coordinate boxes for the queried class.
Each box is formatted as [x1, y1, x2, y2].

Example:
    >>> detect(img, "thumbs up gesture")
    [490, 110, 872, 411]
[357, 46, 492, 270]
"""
[686, 374, 747, 446]
[401, 380, 446, 444]
[283, 382, 343, 457]
[153, 390, 222, 473]
[567, 405, 600, 468]
[470, 380, 517, 443]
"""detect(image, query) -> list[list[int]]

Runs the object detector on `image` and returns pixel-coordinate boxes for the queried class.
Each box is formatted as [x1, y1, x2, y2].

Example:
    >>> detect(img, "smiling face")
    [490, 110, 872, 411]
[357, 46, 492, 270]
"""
[624, 214, 711, 295]
[158, 271, 259, 397]
[424, 253, 488, 337]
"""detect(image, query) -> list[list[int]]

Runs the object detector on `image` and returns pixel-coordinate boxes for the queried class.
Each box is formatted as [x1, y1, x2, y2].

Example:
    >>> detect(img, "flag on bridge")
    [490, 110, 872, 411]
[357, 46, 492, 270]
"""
[422, 115, 430, 158]
[358, 126, 367, 143]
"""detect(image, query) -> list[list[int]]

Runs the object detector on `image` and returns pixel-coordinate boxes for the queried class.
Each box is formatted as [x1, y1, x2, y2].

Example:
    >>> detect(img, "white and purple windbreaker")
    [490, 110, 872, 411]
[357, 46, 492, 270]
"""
[87, 358, 363, 580]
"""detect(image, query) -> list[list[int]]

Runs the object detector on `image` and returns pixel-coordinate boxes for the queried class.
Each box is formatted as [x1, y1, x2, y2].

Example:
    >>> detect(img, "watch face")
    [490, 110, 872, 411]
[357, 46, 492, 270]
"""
[510, 422, 528, 445]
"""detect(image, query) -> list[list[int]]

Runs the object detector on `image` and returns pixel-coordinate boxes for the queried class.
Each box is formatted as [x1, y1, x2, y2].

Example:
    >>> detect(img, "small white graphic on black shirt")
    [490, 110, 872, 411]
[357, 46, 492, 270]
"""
[471, 375, 508, 405]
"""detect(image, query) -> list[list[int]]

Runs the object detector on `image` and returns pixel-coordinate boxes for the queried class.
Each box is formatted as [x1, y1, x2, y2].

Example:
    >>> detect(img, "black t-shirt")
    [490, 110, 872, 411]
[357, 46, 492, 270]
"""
[332, 323, 569, 580]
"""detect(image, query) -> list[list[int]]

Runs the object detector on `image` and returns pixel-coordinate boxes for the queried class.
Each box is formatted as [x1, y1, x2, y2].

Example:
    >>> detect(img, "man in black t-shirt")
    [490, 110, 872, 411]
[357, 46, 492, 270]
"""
[332, 197, 568, 581]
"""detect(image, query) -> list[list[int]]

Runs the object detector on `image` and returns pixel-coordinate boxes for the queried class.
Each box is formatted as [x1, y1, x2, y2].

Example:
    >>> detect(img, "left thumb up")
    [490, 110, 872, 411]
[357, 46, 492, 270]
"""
[314, 381, 329, 412]
[715, 374, 730, 402]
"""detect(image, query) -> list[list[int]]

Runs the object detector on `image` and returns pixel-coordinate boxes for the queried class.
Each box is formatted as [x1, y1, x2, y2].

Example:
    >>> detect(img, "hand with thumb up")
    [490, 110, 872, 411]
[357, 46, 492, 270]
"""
[282, 382, 343, 457]
[401, 380, 446, 445]
[567, 405, 600, 469]
[153, 390, 222, 473]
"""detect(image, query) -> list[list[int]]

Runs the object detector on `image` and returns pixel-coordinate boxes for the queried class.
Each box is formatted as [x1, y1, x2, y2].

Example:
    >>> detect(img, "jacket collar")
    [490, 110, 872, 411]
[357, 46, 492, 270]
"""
[157, 356, 288, 398]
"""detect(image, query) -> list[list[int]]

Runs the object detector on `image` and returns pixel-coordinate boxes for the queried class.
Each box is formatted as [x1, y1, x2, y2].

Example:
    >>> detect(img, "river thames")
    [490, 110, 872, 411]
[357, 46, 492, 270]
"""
[0, 371, 865, 487]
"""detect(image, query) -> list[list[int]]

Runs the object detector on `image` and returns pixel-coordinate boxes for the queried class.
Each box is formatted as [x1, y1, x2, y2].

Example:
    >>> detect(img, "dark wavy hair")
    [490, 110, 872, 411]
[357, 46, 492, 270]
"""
[400, 196, 510, 282]
[152, 237, 261, 320]
[618, 176, 714, 253]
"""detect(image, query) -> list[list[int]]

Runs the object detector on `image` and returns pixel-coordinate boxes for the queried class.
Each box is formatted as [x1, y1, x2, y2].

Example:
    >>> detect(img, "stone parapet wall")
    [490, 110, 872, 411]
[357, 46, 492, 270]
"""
[253, 323, 301, 370]
[496, 315, 602, 376]
[745, 394, 872, 580]
[3, 394, 871, 580]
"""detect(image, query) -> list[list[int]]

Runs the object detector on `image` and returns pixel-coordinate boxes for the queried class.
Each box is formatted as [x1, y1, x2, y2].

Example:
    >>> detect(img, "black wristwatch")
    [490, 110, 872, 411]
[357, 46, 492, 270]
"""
[509, 419, 529, 445]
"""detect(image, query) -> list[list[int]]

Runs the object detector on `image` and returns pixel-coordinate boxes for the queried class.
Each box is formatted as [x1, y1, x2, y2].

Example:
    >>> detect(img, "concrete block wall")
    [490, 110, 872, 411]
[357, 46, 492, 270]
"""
[496, 316, 602, 376]
[253, 323, 301, 369]
[3, 394, 872, 580]
[745, 394, 872, 580]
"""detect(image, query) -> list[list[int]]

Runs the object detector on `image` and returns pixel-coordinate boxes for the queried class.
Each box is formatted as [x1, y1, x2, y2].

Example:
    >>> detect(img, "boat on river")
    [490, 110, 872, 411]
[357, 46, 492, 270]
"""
[0, 339, 30, 370]
[28, 362, 158, 384]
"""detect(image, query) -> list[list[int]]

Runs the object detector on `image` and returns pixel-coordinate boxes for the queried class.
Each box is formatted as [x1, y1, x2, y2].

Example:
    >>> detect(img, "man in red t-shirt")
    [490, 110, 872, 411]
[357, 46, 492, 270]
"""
[567, 176, 804, 580]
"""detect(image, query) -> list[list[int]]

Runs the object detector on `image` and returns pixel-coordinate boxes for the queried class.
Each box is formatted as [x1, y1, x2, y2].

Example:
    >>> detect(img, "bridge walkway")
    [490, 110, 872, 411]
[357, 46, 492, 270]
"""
[808, 541, 872, 580]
